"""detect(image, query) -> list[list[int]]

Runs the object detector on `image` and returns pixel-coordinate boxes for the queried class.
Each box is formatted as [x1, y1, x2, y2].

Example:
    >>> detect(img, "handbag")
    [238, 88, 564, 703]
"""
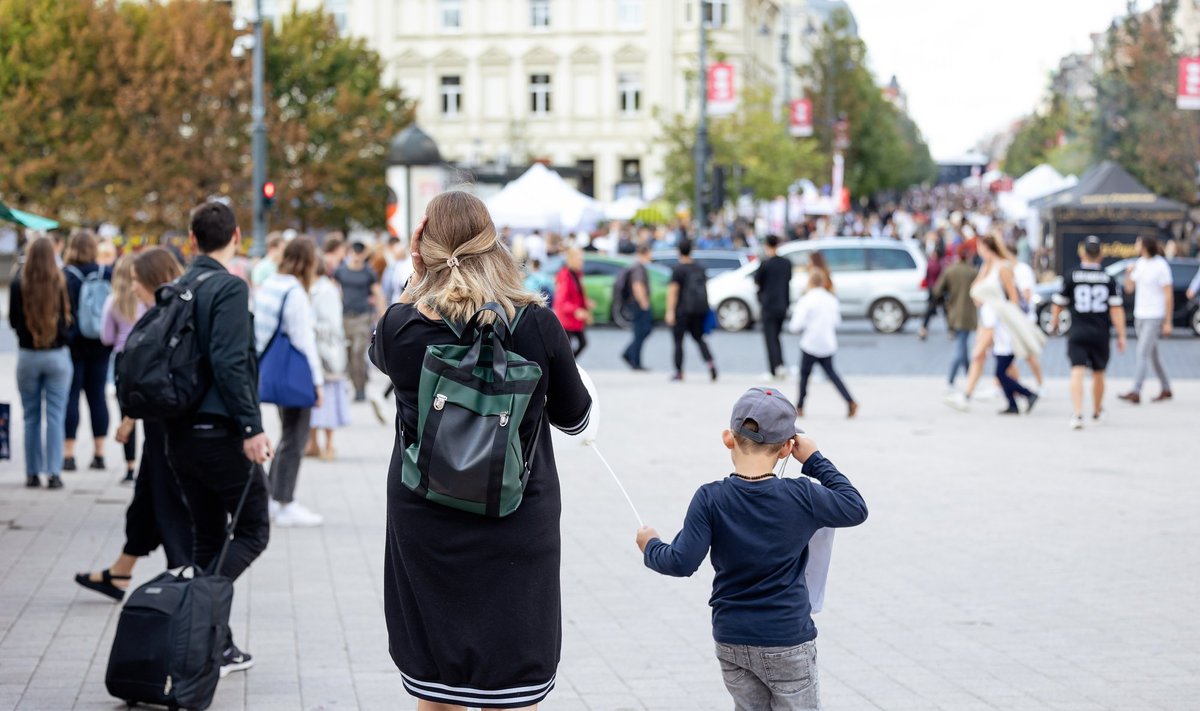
[258, 288, 317, 408]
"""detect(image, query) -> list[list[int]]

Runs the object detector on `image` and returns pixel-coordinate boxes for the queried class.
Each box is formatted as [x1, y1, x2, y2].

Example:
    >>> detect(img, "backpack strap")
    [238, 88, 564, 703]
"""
[64, 265, 84, 282]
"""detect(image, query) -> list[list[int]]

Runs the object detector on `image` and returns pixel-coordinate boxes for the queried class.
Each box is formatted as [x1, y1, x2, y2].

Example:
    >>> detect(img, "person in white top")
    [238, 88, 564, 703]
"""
[254, 237, 325, 528]
[788, 271, 857, 419]
[1119, 237, 1173, 404]
[1012, 258, 1044, 392]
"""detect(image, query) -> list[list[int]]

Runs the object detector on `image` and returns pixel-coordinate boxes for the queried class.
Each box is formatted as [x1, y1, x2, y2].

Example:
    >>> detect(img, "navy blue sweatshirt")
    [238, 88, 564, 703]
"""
[643, 452, 867, 647]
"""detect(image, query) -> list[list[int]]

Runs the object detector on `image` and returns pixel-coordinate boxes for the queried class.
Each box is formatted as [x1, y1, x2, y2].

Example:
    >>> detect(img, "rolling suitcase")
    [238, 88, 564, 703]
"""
[105, 467, 254, 710]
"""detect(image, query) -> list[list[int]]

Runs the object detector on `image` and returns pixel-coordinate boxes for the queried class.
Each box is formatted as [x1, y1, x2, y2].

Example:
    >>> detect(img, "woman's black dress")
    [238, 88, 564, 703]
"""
[370, 303, 591, 708]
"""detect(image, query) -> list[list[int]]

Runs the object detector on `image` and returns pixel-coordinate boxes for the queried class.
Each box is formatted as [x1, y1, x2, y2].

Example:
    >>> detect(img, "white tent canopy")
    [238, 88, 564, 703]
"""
[486, 163, 604, 233]
[604, 194, 645, 221]
[997, 164, 1078, 220]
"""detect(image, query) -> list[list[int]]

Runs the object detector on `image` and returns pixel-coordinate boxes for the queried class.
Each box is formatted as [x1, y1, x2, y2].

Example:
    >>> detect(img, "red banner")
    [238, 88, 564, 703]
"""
[1178, 57, 1200, 110]
[707, 62, 736, 115]
[789, 98, 813, 137]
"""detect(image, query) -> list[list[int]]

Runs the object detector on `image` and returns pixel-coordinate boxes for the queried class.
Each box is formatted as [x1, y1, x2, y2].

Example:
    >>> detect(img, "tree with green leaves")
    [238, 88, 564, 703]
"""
[802, 9, 935, 198]
[265, 8, 411, 232]
[656, 85, 824, 211]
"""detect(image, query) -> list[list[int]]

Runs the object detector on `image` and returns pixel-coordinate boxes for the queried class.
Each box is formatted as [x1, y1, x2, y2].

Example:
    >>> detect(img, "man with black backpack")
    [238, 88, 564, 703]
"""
[666, 238, 717, 382]
[167, 202, 272, 676]
[618, 243, 654, 371]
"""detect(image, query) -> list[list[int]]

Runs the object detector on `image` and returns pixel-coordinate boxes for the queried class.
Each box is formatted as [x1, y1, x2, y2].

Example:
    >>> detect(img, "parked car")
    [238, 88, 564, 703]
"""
[706, 238, 928, 333]
[537, 253, 670, 327]
[651, 249, 750, 279]
[1033, 257, 1200, 336]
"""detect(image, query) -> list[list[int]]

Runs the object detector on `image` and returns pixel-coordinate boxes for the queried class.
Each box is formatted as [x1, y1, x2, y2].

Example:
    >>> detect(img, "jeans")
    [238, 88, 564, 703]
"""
[65, 348, 111, 440]
[948, 330, 972, 385]
[123, 419, 193, 568]
[716, 641, 820, 711]
[269, 406, 311, 504]
[622, 307, 653, 368]
[762, 309, 786, 375]
[1131, 318, 1170, 394]
[798, 351, 853, 409]
[166, 421, 270, 580]
[16, 348, 73, 475]
[996, 354, 1034, 410]
[672, 314, 714, 373]
[344, 312, 374, 394]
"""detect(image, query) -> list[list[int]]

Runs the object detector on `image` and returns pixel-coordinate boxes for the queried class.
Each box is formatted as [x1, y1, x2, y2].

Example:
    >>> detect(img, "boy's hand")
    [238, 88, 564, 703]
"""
[791, 434, 819, 464]
[636, 526, 659, 553]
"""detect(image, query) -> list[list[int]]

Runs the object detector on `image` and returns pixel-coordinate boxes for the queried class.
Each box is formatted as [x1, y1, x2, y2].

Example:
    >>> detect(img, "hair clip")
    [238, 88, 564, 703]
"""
[446, 256, 460, 268]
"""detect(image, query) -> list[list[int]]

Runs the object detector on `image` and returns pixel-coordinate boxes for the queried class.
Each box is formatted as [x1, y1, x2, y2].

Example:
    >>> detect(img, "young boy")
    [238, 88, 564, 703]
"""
[636, 387, 868, 710]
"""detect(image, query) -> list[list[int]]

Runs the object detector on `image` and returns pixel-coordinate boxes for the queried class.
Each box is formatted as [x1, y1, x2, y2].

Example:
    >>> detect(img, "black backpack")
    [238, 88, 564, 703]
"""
[613, 265, 634, 308]
[678, 264, 709, 316]
[105, 465, 255, 710]
[116, 272, 215, 420]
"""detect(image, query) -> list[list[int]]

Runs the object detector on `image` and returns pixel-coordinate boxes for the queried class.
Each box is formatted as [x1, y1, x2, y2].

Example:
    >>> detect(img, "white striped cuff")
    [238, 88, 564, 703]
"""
[401, 671, 556, 707]
[556, 407, 591, 436]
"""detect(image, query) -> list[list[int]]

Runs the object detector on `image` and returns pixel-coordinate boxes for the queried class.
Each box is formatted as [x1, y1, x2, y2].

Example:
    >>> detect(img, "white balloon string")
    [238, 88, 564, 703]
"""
[589, 443, 644, 527]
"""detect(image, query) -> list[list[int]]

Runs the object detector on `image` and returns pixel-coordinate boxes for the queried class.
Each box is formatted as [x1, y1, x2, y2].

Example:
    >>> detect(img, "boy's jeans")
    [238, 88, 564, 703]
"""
[716, 641, 820, 711]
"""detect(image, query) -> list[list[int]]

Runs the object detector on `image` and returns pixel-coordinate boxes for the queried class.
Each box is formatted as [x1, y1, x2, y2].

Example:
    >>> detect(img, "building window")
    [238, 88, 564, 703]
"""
[618, 72, 641, 115]
[621, 158, 641, 181]
[440, 0, 462, 29]
[530, 0, 551, 28]
[702, 0, 729, 27]
[618, 0, 642, 28]
[328, 0, 348, 34]
[530, 74, 552, 115]
[440, 76, 462, 117]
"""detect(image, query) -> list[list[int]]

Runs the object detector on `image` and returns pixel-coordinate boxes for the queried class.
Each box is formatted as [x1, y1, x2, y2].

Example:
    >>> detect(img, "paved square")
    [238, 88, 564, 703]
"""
[1, 355, 1197, 710]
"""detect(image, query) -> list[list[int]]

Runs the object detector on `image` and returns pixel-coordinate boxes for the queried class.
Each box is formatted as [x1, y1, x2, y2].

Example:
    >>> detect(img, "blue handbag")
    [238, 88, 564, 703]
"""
[258, 289, 317, 409]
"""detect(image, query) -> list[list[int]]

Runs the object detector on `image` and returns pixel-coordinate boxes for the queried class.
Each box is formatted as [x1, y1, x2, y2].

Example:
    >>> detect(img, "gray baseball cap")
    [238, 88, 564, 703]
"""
[730, 387, 799, 444]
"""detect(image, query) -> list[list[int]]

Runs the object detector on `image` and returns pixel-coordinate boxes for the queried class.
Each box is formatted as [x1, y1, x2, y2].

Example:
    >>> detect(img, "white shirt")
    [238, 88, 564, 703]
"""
[1013, 261, 1037, 321]
[1129, 256, 1172, 320]
[787, 287, 841, 357]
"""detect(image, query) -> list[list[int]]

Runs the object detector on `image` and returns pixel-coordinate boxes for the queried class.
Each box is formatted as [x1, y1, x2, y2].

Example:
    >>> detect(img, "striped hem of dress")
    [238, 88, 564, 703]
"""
[400, 671, 556, 707]
[556, 407, 591, 436]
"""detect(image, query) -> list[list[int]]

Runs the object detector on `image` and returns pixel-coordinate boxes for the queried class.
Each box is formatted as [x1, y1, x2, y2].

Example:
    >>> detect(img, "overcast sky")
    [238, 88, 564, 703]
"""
[849, 0, 1141, 160]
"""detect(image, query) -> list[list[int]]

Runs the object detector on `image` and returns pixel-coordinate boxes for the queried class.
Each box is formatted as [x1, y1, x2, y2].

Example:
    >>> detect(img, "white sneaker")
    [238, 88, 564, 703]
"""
[267, 499, 281, 520]
[944, 392, 969, 412]
[1069, 414, 1084, 430]
[273, 502, 323, 528]
[976, 386, 999, 402]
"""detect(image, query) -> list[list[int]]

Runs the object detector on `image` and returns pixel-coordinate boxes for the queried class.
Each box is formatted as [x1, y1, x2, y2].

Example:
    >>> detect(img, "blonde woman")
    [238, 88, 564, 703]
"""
[969, 234, 1045, 414]
[100, 255, 147, 483]
[371, 192, 591, 711]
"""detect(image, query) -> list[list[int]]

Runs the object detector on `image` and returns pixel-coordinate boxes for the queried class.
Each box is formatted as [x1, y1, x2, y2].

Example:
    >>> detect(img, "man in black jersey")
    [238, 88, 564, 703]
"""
[1050, 236, 1127, 430]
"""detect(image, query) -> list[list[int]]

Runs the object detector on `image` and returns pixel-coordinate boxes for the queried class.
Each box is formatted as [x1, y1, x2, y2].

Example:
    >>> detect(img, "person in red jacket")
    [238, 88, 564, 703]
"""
[553, 246, 593, 357]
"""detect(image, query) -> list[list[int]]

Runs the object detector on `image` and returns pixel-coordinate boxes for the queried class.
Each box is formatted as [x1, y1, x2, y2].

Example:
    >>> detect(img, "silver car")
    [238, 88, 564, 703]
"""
[706, 238, 929, 333]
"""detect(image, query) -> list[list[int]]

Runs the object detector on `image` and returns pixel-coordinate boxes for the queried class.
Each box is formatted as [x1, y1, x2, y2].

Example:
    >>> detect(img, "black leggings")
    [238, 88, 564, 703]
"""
[922, 289, 941, 330]
[673, 314, 714, 373]
[66, 349, 110, 439]
[121, 408, 138, 466]
[566, 330, 587, 358]
[798, 351, 854, 408]
[123, 419, 192, 567]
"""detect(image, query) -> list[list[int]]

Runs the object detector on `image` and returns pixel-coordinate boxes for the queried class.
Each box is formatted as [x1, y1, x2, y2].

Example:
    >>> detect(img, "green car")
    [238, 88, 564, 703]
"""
[539, 254, 670, 327]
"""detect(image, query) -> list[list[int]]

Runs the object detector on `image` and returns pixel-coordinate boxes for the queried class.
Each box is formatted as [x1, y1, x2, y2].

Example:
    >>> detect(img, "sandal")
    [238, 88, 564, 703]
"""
[74, 569, 132, 602]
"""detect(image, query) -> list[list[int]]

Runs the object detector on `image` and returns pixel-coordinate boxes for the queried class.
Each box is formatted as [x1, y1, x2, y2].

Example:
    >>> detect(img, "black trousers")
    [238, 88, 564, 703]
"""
[166, 422, 270, 581]
[761, 309, 786, 375]
[123, 419, 192, 568]
[566, 330, 587, 358]
[673, 314, 714, 373]
[922, 288, 941, 330]
[121, 407, 138, 466]
[66, 349, 110, 439]
[269, 406, 311, 504]
[798, 351, 854, 408]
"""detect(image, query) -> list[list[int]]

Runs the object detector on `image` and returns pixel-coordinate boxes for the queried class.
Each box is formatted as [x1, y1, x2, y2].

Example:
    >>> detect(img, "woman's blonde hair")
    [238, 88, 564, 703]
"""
[404, 191, 543, 323]
[111, 254, 139, 322]
[980, 233, 1010, 260]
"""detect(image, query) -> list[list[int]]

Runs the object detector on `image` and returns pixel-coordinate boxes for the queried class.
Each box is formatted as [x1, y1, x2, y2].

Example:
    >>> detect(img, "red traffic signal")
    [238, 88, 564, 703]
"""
[262, 181, 276, 200]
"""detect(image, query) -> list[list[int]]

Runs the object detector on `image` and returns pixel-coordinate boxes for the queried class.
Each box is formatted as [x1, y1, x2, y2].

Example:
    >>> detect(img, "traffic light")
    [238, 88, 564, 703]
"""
[261, 181, 276, 211]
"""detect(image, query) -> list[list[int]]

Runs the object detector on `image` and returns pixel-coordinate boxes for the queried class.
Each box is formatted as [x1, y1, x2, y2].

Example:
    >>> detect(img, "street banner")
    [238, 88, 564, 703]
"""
[789, 98, 813, 137]
[1177, 57, 1200, 109]
[707, 62, 736, 116]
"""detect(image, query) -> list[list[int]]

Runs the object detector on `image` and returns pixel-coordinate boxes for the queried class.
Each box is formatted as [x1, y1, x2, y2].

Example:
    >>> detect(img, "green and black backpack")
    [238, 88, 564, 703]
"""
[395, 302, 544, 517]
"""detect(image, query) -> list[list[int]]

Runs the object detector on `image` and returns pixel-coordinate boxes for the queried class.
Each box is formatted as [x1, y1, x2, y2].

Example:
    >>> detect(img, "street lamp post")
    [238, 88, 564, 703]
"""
[250, 0, 267, 257]
[780, 24, 791, 237]
[694, 1, 708, 234]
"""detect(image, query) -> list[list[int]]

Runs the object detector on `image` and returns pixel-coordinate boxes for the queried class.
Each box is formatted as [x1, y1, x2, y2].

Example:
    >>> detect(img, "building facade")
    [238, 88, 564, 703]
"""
[237, 0, 786, 203]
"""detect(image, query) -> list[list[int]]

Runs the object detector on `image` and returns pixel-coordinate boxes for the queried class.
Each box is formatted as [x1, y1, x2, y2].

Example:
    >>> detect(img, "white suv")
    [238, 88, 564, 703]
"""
[707, 238, 928, 333]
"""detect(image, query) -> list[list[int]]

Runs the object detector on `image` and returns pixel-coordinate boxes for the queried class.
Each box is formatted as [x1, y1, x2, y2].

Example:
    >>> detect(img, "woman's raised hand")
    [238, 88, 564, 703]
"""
[410, 216, 429, 280]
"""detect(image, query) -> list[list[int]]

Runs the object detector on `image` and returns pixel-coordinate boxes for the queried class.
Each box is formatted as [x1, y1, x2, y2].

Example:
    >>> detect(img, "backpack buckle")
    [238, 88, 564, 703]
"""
[499, 412, 510, 427]
[433, 394, 447, 411]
